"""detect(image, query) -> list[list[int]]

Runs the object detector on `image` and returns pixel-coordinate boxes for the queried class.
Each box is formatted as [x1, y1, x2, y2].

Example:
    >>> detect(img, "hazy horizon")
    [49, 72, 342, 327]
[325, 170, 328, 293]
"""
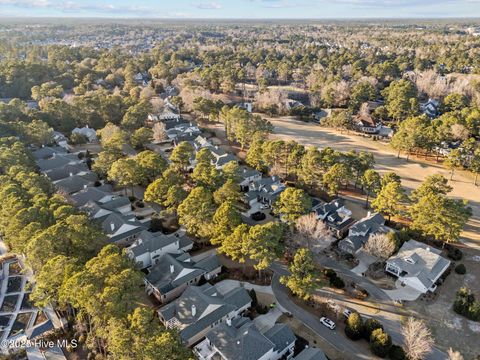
[0, 0, 480, 19]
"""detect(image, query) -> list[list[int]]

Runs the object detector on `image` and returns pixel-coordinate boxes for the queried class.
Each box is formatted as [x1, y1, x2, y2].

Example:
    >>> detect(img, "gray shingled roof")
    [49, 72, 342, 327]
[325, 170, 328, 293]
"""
[100, 212, 145, 243]
[69, 186, 113, 206]
[386, 240, 450, 289]
[349, 212, 385, 235]
[205, 319, 274, 360]
[146, 253, 219, 294]
[159, 284, 251, 343]
[32, 146, 66, 160]
[129, 230, 192, 258]
[46, 163, 90, 181]
[295, 347, 328, 360]
[314, 198, 345, 218]
[37, 155, 74, 171]
[263, 323, 296, 352]
[54, 174, 94, 194]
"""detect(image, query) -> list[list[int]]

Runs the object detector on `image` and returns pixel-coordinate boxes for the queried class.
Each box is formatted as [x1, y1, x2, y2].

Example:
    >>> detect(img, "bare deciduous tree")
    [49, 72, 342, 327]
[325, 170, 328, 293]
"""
[152, 122, 168, 142]
[289, 213, 335, 252]
[447, 348, 464, 360]
[363, 233, 396, 260]
[450, 124, 469, 141]
[402, 318, 434, 360]
[150, 97, 164, 113]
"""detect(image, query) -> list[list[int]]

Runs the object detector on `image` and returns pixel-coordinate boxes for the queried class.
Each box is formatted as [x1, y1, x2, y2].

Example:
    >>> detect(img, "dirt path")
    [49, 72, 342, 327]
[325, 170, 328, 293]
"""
[266, 116, 480, 249]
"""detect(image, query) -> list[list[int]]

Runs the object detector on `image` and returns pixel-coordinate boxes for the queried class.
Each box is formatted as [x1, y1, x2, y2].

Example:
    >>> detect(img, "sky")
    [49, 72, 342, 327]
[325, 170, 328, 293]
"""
[0, 0, 480, 19]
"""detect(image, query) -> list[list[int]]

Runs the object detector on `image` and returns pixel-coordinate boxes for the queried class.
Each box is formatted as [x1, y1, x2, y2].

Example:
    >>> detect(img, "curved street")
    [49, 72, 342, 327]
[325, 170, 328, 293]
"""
[269, 262, 448, 360]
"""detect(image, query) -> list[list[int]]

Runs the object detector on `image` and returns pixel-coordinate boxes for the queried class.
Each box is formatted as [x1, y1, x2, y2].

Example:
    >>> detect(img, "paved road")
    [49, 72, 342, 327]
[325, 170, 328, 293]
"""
[315, 255, 391, 302]
[270, 263, 448, 360]
[271, 273, 372, 360]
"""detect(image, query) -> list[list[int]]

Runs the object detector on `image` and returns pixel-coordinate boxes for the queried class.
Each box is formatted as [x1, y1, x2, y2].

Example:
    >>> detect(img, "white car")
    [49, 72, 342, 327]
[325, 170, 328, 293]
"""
[343, 309, 353, 319]
[260, 203, 270, 210]
[320, 317, 336, 330]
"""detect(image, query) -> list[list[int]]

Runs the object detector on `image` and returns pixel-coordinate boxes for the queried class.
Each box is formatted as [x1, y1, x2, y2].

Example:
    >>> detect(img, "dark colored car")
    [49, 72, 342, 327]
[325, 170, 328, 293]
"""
[250, 211, 266, 221]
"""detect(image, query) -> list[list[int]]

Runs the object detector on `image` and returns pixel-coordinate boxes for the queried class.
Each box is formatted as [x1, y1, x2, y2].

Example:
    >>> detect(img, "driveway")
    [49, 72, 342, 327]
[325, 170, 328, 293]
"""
[382, 278, 423, 302]
[253, 307, 283, 332]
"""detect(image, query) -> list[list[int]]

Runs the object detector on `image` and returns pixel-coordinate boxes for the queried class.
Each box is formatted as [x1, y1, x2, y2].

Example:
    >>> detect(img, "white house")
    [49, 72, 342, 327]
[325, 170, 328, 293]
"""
[385, 240, 451, 293]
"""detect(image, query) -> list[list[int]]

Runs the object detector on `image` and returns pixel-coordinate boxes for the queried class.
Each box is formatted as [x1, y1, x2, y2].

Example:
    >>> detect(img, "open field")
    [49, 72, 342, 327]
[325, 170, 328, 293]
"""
[266, 116, 480, 249]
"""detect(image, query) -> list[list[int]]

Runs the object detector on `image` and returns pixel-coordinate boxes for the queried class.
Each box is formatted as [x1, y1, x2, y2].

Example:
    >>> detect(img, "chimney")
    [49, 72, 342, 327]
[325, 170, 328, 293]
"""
[243, 168, 247, 173]
[367, 211, 371, 217]
[69, 172, 73, 177]
[226, 318, 231, 326]
[83, 184, 88, 189]
[110, 222, 115, 231]
[191, 304, 196, 317]
[170, 264, 175, 273]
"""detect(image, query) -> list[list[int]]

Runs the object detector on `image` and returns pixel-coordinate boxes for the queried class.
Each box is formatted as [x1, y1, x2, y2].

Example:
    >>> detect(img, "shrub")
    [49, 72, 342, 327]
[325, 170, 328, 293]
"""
[330, 275, 345, 289]
[324, 268, 336, 278]
[149, 216, 164, 232]
[370, 328, 392, 358]
[345, 313, 364, 340]
[388, 345, 406, 360]
[455, 264, 466, 275]
[453, 287, 480, 321]
[447, 247, 463, 261]
[363, 318, 384, 340]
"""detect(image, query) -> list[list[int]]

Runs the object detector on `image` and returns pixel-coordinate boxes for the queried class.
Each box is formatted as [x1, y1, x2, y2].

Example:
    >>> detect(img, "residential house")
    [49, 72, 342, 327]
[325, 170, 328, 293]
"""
[210, 148, 238, 170]
[100, 212, 146, 246]
[420, 98, 440, 119]
[167, 123, 202, 145]
[53, 172, 98, 195]
[294, 347, 328, 360]
[81, 196, 132, 219]
[194, 317, 296, 360]
[46, 163, 90, 182]
[69, 185, 114, 206]
[313, 199, 355, 238]
[238, 166, 262, 190]
[32, 146, 67, 160]
[72, 126, 97, 143]
[338, 212, 393, 255]
[158, 283, 252, 346]
[353, 114, 381, 134]
[246, 176, 285, 206]
[52, 131, 69, 149]
[385, 240, 451, 293]
[145, 253, 221, 303]
[37, 153, 83, 172]
[126, 230, 194, 269]
[146, 110, 184, 127]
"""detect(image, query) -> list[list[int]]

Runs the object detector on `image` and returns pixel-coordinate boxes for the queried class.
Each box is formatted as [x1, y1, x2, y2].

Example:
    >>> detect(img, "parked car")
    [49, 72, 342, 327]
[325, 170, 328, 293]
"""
[343, 309, 353, 319]
[320, 317, 336, 330]
[250, 211, 266, 221]
[260, 203, 270, 210]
